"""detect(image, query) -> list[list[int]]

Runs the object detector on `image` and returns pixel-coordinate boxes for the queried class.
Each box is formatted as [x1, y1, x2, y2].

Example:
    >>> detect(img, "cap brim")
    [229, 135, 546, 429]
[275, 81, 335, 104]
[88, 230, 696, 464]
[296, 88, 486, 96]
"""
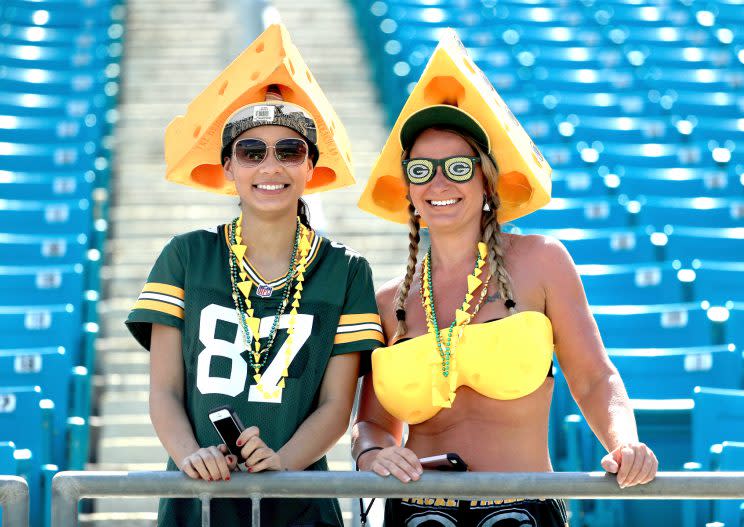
[400, 105, 490, 153]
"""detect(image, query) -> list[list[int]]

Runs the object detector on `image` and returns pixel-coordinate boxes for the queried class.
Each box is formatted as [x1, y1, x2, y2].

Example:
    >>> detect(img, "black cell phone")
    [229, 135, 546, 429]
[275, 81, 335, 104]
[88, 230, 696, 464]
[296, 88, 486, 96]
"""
[208, 405, 246, 462]
[419, 453, 469, 472]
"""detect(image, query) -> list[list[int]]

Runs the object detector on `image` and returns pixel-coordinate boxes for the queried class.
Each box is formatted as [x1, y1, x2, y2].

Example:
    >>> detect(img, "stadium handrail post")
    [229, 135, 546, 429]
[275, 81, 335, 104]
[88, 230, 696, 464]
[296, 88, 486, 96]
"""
[0, 476, 29, 527]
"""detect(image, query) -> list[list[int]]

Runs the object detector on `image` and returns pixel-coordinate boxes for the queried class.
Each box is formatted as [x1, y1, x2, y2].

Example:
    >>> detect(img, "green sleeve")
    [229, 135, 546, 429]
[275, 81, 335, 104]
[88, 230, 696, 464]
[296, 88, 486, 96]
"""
[125, 236, 186, 350]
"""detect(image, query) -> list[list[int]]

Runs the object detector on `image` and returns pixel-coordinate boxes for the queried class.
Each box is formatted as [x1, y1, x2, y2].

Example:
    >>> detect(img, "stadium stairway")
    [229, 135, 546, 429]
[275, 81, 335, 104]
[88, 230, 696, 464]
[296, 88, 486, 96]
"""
[89, 0, 403, 525]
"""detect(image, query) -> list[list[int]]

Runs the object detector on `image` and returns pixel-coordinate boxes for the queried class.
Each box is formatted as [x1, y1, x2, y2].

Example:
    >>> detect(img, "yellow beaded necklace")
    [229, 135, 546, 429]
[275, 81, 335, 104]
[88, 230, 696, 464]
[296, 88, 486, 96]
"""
[228, 214, 312, 398]
[420, 242, 491, 379]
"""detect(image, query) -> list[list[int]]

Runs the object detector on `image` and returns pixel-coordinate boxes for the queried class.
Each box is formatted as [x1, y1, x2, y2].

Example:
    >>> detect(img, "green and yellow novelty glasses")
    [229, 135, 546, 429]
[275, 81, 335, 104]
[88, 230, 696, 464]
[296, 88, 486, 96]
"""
[402, 155, 481, 185]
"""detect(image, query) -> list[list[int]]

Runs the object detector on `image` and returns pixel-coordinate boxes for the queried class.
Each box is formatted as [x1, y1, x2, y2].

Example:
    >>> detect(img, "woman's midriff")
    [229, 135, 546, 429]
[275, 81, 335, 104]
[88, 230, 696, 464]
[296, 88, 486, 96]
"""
[405, 379, 555, 472]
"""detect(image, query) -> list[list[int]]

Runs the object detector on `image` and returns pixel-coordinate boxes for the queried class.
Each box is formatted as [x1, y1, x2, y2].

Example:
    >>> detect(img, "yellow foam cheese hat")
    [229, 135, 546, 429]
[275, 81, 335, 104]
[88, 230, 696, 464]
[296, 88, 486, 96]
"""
[358, 29, 552, 224]
[164, 24, 354, 195]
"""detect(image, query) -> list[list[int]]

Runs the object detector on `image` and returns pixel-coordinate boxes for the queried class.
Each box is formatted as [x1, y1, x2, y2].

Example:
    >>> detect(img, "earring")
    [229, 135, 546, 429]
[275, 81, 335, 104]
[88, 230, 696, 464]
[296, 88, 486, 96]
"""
[482, 195, 491, 212]
[414, 208, 420, 216]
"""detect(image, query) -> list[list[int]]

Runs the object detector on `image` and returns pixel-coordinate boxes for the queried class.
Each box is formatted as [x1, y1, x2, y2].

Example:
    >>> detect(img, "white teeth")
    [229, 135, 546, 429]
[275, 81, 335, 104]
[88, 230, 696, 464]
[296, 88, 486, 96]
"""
[256, 184, 285, 191]
[430, 199, 459, 207]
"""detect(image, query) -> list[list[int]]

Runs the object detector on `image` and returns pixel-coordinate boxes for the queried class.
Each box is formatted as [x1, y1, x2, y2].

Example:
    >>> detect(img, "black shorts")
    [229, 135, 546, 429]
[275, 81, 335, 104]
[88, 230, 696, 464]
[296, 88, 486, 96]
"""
[384, 497, 569, 526]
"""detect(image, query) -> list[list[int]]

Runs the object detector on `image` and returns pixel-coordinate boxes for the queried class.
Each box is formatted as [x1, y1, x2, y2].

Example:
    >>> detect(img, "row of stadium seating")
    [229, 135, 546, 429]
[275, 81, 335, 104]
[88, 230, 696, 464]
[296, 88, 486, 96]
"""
[0, 0, 121, 524]
[352, 0, 743, 525]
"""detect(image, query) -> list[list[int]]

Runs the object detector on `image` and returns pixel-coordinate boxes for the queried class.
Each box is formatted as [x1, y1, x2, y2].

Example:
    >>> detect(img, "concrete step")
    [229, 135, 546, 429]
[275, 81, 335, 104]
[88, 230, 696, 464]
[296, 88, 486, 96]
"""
[99, 391, 149, 415]
[91, 414, 156, 438]
[99, 351, 149, 376]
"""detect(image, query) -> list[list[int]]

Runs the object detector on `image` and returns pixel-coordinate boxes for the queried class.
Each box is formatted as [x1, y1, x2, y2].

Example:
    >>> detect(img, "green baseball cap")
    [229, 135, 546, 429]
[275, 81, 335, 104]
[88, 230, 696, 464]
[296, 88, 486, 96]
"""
[400, 105, 491, 153]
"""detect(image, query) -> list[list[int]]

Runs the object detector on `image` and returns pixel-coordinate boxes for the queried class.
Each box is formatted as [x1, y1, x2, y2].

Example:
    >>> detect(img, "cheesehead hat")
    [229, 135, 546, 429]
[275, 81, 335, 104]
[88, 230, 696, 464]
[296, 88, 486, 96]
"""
[358, 29, 552, 224]
[164, 24, 354, 195]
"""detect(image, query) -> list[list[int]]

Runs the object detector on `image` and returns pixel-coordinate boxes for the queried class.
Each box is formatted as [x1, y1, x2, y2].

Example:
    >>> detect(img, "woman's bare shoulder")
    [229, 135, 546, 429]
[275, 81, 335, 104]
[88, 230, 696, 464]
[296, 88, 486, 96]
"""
[503, 231, 572, 266]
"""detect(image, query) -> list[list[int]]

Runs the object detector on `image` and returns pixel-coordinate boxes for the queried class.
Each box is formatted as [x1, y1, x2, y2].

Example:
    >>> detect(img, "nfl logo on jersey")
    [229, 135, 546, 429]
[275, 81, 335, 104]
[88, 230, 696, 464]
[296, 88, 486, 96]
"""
[256, 284, 273, 297]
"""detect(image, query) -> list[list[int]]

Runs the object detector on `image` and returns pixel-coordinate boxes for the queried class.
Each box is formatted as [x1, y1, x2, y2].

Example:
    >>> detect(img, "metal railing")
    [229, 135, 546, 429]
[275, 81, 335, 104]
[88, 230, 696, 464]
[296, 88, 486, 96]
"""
[51, 470, 744, 527]
[0, 476, 29, 527]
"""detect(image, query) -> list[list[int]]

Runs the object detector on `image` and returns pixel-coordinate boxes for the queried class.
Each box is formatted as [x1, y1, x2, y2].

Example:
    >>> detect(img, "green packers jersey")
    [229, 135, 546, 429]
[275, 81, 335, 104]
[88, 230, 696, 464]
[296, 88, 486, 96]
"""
[126, 223, 383, 527]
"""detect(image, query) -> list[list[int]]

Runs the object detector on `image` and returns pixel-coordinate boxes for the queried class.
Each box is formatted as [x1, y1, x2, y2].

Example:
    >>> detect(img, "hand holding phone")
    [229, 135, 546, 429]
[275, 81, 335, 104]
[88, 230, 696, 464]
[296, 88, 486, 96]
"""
[208, 405, 246, 462]
[419, 453, 468, 472]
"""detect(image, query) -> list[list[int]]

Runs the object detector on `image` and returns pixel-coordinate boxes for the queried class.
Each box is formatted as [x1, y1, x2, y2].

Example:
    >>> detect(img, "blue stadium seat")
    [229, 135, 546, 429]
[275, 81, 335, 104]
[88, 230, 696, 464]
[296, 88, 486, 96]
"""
[0, 264, 85, 304]
[0, 440, 17, 474]
[0, 198, 92, 235]
[609, 345, 742, 399]
[0, 65, 114, 97]
[0, 4, 121, 28]
[510, 197, 629, 230]
[610, 26, 713, 47]
[660, 90, 743, 118]
[627, 46, 736, 69]
[0, 41, 118, 70]
[638, 67, 744, 93]
[0, 394, 55, 527]
[0, 142, 100, 171]
[0, 346, 88, 467]
[685, 261, 744, 304]
[682, 115, 744, 145]
[0, 114, 105, 144]
[663, 227, 744, 264]
[0, 232, 89, 265]
[631, 197, 744, 229]
[523, 46, 623, 69]
[710, 442, 744, 526]
[610, 167, 740, 198]
[598, 4, 692, 28]
[0, 385, 53, 467]
[532, 67, 638, 93]
[592, 303, 726, 348]
[550, 170, 609, 198]
[0, 90, 109, 120]
[542, 91, 650, 117]
[578, 263, 685, 305]
[592, 142, 706, 168]
[563, 401, 692, 527]
[0, 169, 97, 200]
[560, 115, 673, 143]
[685, 387, 744, 526]
[507, 25, 604, 47]
[0, 303, 82, 358]
[0, 23, 122, 47]
[727, 303, 744, 348]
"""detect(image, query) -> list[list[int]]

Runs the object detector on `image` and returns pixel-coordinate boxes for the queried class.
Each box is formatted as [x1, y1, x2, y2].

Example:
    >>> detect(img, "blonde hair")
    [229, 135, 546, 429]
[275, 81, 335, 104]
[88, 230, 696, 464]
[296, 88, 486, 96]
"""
[392, 128, 516, 341]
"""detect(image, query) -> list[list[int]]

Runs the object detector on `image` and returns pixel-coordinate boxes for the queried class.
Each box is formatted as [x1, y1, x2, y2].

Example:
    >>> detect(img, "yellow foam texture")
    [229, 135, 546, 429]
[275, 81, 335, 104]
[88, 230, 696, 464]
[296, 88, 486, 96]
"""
[358, 29, 552, 224]
[164, 24, 354, 195]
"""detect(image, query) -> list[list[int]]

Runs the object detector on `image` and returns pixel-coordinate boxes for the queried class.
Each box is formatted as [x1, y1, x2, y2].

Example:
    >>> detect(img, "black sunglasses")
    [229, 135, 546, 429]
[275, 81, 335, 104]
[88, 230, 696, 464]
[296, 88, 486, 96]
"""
[402, 156, 481, 185]
[232, 138, 309, 167]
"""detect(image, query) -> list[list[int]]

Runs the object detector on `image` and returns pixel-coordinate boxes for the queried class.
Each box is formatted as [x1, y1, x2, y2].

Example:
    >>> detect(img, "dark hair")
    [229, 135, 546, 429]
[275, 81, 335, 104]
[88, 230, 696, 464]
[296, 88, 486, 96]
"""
[297, 198, 311, 228]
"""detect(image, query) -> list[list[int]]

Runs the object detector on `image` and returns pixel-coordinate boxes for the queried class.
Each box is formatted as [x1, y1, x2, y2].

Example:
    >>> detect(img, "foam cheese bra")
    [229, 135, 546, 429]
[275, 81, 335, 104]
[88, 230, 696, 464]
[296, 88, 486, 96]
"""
[371, 311, 555, 425]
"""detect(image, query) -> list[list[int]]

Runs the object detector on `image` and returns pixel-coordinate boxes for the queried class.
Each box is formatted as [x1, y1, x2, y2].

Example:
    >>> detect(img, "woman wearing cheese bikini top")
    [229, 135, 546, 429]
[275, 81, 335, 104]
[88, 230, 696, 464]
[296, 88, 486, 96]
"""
[352, 105, 658, 526]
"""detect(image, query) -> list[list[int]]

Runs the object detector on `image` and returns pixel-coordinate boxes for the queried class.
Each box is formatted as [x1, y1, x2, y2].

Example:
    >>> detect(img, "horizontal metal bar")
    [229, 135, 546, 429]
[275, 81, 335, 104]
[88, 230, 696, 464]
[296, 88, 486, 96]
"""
[0, 476, 29, 527]
[53, 471, 744, 501]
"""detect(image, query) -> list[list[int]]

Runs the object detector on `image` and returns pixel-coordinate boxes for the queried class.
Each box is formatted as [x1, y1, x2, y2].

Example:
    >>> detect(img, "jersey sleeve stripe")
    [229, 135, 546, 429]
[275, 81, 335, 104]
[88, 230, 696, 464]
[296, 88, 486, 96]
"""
[336, 323, 383, 334]
[138, 292, 185, 308]
[132, 299, 185, 319]
[142, 282, 185, 300]
[334, 329, 385, 345]
[338, 313, 382, 326]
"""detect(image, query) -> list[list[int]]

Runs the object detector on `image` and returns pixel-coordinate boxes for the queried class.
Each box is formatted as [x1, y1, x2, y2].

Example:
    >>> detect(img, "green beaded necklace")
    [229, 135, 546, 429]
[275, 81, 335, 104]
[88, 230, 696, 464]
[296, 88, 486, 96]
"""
[421, 243, 489, 378]
[228, 216, 300, 378]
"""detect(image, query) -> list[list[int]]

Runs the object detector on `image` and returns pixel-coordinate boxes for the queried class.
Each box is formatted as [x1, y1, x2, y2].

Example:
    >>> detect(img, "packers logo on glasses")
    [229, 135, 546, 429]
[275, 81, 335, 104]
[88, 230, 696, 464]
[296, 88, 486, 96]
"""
[403, 156, 481, 185]
[232, 138, 309, 167]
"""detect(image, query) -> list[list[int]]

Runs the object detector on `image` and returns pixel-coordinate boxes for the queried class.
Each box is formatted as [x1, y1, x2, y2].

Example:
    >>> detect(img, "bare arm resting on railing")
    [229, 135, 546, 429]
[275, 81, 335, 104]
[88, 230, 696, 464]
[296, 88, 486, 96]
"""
[539, 236, 659, 488]
[150, 323, 237, 481]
